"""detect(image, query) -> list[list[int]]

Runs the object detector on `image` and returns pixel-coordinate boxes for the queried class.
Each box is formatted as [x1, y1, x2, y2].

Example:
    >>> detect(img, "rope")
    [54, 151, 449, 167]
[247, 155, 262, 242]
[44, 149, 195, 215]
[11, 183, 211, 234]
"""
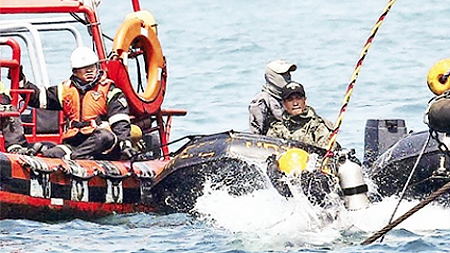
[361, 180, 450, 245]
[70, 13, 114, 42]
[379, 133, 431, 243]
[321, 0, 397, 169]
[134, 51, 144, 93]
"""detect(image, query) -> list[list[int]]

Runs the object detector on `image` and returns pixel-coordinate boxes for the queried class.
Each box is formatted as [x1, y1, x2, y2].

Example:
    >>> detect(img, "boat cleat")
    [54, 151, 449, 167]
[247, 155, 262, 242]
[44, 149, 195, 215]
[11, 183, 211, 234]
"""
[431, 155, 450, 179]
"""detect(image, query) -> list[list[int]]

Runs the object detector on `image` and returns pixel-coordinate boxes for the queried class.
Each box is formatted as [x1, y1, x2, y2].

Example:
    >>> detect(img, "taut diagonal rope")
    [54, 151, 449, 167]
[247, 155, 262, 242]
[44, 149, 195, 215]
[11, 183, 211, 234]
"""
[321, 0, 397, 170]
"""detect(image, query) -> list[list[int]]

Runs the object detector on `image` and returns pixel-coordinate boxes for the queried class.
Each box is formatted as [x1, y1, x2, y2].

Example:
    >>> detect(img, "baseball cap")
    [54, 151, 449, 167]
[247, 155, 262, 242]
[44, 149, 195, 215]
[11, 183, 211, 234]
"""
[281, 81, 305, 99]
[266, 60, 297, 74]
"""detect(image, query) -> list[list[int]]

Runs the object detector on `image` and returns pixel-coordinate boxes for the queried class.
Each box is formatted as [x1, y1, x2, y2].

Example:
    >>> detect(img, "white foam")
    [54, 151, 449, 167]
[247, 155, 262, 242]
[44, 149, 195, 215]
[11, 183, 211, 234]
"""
[194, 178, 450, 250]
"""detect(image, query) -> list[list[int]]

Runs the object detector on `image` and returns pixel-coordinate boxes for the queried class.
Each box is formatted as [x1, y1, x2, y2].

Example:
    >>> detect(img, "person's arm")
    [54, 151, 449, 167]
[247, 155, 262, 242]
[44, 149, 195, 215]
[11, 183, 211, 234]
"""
[8, 66, 60, 110]
[22, 80, 62, 110]
[315, 117, 340, 150]
[106, 84, 136, 159]
[249, 98, 266, 134]
[106, 85, 131, 142]
[266, 121, 286, 139]
[249, 92, 277, 135]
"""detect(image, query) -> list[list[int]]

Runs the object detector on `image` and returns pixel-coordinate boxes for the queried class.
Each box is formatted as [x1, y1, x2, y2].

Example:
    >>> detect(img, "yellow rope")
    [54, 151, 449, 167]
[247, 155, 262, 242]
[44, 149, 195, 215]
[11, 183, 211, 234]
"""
[322, 0, 397, 171]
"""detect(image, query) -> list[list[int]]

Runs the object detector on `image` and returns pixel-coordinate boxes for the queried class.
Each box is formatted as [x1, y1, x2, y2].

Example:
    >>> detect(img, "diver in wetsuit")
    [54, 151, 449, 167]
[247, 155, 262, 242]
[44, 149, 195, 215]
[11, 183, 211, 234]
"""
[0, 81, 28, 153]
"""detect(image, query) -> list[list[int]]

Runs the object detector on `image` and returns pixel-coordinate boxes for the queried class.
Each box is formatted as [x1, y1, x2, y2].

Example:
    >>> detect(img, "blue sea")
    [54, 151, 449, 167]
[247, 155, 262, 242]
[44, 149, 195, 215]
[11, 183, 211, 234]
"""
[2, 0, 450, 252]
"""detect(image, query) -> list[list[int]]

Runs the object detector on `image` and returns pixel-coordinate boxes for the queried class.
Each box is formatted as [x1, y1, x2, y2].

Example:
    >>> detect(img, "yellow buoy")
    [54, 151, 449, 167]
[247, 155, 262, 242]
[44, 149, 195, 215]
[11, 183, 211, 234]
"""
[427, 58, 450, 95]
[278, 148, 309, 175]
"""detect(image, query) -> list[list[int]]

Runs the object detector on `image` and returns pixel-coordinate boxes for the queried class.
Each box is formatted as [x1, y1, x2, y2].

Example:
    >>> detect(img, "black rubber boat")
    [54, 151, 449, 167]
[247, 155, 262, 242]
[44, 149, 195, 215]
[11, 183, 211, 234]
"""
[364, 119, 450, 205]
[145, 130, 369, 213]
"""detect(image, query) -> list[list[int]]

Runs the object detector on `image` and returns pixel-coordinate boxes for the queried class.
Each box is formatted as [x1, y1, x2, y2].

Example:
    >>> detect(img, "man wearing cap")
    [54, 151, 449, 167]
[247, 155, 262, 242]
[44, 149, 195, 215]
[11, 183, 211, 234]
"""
[267, 81, 336, 150]
[19, 47, 136, 160]
[248, 59, 297, 135]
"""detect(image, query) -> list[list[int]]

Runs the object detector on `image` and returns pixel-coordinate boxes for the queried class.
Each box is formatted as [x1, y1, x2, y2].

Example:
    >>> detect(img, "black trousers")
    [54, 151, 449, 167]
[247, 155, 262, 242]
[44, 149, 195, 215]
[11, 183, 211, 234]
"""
[42, 128, 119, 160]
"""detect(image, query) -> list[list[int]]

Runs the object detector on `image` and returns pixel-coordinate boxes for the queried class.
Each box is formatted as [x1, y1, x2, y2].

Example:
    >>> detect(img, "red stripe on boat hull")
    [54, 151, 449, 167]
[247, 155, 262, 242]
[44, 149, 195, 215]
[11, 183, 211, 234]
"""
[0, 190, 155, 221]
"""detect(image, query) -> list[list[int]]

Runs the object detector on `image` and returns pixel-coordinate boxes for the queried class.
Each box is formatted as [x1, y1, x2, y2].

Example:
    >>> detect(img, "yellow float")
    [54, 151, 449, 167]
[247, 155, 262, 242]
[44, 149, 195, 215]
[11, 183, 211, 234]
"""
[277, 148, 309, 175]
[427, 58, 450, 95]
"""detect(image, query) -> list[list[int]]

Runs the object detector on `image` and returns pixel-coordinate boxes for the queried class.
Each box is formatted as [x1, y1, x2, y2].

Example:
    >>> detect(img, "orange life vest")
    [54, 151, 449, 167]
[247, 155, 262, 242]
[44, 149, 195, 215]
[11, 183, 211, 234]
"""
[61, 77, 113, 140]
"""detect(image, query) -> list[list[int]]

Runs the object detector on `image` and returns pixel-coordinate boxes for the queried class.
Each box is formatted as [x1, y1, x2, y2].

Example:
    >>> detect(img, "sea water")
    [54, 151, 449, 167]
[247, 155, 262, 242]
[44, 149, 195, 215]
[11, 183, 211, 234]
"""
[2, 0, 450, 252]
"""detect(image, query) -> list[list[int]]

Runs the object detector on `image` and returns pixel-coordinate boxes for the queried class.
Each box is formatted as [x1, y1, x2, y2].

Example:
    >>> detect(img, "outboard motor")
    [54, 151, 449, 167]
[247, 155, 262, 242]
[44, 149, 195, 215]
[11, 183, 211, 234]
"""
[363, 119, 407, 168]
[337, 150, 369, 210]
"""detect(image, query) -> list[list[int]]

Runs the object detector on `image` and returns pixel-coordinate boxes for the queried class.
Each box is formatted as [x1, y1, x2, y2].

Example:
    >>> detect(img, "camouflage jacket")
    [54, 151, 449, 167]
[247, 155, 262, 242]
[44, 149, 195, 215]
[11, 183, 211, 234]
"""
[267, 106, 335, 150]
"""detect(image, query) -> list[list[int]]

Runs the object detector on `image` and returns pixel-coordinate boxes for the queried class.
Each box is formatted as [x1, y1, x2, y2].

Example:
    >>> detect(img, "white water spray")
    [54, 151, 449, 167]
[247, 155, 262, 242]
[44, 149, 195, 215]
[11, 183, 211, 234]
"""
[193, 162, 450, 251]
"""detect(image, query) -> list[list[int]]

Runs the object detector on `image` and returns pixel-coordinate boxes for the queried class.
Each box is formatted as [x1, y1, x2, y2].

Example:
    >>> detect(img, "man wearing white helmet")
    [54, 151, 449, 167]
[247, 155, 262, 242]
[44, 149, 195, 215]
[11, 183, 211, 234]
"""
[20, 46, 136, 160]
[248, 59, 297, 135]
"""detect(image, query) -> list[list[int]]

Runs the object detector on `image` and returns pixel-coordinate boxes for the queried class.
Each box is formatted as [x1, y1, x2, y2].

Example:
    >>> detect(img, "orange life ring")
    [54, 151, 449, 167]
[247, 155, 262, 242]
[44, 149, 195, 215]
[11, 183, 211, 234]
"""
[112, 10, 166, 115]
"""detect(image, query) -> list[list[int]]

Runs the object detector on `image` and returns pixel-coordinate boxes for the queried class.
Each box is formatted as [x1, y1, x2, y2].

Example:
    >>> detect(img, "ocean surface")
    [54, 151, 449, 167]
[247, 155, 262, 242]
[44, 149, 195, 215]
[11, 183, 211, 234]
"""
[2, 0, 450, 252]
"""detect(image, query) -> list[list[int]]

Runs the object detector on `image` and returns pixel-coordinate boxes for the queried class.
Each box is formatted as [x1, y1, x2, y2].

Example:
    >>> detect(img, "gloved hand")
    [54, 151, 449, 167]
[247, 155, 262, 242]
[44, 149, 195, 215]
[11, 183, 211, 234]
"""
[7, 65, 25, 82]
[8, 145, 32, 155]
[120, 140, 138, 160]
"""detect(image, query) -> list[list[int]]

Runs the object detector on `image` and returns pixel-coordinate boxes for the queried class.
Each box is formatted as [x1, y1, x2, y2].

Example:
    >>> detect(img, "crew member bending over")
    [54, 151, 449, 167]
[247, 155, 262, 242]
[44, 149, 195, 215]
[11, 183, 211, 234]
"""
[20, 46, 136, 160]
[0, 81, 28, 153]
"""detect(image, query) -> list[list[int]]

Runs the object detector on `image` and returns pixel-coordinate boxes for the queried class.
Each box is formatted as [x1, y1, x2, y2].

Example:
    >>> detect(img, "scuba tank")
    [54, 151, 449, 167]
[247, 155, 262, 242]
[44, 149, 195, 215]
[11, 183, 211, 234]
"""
[337, 150, 369, 210]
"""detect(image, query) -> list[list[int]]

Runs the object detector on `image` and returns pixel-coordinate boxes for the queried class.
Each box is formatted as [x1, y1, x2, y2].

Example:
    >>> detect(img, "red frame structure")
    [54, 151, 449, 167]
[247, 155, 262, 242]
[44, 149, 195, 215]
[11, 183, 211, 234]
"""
[0, 0, 106, 62]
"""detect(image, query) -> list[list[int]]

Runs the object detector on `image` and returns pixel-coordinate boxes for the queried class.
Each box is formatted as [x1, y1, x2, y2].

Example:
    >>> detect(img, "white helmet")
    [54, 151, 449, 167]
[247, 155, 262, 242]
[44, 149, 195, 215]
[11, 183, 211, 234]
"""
[70, 47, 99, 69]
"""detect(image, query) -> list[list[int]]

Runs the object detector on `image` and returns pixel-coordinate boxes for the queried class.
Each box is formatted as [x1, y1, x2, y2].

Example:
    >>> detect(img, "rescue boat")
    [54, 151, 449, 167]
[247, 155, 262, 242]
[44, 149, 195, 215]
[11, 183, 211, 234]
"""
[0, 0, 188, 221]
[0, 0, 371, 221]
